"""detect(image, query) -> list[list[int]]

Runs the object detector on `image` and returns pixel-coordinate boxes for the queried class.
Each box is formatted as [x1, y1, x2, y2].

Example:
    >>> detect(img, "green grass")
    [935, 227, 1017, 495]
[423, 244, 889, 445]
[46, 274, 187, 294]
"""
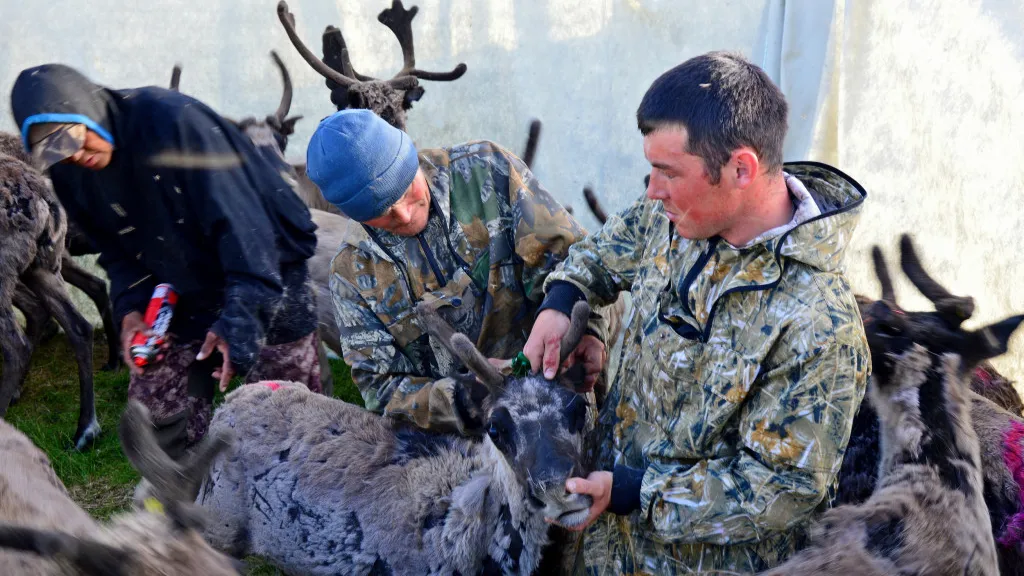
[4, 334, 360, 574]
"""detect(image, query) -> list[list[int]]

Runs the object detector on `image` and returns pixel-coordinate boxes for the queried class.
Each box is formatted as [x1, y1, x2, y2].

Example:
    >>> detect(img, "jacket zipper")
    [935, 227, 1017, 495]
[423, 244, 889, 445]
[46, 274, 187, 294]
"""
[679, 237, 721, 321]
[418, 233, 448, 287]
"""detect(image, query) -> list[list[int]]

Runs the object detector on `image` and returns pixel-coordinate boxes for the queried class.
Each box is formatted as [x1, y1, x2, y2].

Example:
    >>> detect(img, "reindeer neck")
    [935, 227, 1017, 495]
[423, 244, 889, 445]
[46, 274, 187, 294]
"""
[469, 439, 550, 574]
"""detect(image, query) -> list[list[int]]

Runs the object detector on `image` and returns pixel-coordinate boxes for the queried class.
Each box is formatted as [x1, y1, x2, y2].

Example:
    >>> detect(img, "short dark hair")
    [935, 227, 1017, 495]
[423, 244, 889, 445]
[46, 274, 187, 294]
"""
[637, 51, 788, 183]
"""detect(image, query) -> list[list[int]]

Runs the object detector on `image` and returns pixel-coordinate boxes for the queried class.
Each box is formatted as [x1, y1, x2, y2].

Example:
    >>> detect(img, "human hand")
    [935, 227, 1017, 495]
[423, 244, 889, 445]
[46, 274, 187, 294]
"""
[120, 312, 172, 375]
[562, 335, 606, 392]
[523, 309, 571, 379]
[548, 471, 613, 531]
[196, 331, 234, 392]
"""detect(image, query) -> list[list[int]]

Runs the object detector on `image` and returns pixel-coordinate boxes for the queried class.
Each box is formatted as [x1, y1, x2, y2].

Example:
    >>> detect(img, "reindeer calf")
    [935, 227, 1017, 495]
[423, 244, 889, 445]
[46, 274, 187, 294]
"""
[197, 302, 595, 575]
[0, 402, 239, 575]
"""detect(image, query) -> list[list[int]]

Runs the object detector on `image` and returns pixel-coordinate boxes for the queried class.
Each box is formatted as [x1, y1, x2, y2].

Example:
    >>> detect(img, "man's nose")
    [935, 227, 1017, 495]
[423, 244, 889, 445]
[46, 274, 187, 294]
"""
[645, 177, 664, 200]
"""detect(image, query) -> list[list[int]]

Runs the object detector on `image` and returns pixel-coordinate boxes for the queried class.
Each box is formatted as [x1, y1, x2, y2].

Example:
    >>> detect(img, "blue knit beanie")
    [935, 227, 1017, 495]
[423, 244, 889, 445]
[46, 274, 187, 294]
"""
[306, 109, 419, 222]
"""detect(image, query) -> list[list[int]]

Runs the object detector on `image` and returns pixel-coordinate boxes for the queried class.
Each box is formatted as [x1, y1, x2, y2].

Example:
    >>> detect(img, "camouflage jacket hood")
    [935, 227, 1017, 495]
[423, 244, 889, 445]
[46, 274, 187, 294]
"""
[545, 162, 870, 573]
[330, 141, 592, 434]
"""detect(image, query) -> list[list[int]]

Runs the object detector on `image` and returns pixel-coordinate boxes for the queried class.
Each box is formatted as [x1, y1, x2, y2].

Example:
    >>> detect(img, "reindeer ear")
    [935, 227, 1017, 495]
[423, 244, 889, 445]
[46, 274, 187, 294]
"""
[964, 315, 1024, 364]
[280, 115, 303, 136]
[403, 85, 425, 109]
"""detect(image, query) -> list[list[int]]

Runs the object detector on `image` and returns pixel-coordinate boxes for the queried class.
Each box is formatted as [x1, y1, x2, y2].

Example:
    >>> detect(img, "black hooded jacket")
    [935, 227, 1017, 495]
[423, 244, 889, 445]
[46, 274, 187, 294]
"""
[11, 64, 318, 374]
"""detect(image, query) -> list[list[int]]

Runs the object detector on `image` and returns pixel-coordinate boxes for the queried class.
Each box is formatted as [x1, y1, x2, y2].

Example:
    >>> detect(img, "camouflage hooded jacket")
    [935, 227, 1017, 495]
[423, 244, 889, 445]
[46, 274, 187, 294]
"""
[330, 141, 596, 434]
[544, 163, 870, 574]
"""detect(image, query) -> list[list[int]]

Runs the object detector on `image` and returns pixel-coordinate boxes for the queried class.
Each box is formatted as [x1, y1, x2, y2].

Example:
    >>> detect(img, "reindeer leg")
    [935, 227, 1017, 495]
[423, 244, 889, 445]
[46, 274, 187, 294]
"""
[9, 284, 53, 405]
[0, 313, 32, 416]
[23, 268, 100, 450]
[13, 283, 54, 350]
[318, 339, 334, 397]
[61, 255, 120, 371]
[0, 284, 32, 417]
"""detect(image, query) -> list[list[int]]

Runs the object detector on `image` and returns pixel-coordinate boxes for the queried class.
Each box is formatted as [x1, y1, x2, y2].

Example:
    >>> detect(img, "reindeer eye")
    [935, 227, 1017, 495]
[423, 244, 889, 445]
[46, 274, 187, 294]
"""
[486, 407, 516, 457]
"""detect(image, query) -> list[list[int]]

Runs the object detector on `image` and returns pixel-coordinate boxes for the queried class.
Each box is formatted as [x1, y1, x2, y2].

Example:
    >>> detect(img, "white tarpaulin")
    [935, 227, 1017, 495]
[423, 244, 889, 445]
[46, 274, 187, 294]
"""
[1, 0, 1022, 383]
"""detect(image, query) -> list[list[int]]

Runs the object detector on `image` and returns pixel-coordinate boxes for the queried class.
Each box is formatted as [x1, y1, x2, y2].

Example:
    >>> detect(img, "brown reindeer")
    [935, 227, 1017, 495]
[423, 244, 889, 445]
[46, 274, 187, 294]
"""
[0, 133, 99, 451]
[277, 0, 467, 131]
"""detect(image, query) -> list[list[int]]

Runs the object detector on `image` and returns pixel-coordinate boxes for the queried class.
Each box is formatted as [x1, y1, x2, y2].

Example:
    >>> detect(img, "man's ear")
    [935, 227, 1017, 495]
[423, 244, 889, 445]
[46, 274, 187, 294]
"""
[731, 148, 760, 188]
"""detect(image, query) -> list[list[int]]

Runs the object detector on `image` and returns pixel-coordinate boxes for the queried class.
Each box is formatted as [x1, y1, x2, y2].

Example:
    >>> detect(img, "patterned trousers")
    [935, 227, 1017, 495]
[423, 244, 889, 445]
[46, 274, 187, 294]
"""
[127, 331, 323, 459]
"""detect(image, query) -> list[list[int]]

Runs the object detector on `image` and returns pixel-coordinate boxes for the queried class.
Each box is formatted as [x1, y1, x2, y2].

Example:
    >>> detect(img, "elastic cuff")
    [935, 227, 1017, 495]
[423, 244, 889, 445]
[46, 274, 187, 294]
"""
[538, 281, 586, 318]
[607, 465, 645, 515]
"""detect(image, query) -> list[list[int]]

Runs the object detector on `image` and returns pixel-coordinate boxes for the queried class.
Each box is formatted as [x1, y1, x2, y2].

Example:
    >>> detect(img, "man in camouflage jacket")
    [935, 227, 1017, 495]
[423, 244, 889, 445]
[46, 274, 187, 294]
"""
[525, 52, 870, 573]
[306, 109, 606, 434]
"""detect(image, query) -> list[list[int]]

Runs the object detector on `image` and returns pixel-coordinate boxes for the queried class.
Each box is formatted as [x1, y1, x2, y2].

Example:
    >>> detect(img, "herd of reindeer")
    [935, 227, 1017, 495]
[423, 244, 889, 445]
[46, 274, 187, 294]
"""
[1, 1, 1024, 574]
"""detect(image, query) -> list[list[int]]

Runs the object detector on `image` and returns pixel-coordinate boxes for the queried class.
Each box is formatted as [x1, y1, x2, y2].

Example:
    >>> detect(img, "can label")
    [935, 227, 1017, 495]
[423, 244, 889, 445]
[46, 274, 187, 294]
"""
[130, 283, 178, 368]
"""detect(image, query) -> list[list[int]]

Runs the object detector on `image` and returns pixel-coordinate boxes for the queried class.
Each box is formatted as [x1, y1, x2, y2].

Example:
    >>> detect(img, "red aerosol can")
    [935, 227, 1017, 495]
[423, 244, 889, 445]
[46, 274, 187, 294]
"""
[130, 283, 178, 368]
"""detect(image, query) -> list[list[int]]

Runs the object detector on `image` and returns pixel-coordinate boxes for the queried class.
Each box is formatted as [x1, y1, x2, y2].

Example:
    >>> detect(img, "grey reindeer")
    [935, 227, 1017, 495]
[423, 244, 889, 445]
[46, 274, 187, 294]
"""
[0, 133, 99, 450]
[196, 301, 596, 575]
[0, 401, 239, 575]
[760, 234, 1019, 576]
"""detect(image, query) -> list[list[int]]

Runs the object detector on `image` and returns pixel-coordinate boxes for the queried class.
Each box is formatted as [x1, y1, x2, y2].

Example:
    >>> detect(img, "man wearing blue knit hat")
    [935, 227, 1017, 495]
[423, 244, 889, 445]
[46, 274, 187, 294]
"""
[308, 109, 607, 434]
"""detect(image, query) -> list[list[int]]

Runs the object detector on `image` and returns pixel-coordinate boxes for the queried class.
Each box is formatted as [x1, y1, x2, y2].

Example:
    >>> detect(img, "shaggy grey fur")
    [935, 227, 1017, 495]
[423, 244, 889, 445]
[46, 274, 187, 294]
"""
[0, 401, 240, 575]
[198, 303, 596, 575]
[1, 131, 120, 372]
[0, 132, 99, 450]
[761, 236, 1019, 576]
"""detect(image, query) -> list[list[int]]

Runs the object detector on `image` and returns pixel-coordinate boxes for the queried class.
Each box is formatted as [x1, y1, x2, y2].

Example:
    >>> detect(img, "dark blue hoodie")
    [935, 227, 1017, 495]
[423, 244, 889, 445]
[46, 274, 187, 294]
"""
[11, 64, 318, 374]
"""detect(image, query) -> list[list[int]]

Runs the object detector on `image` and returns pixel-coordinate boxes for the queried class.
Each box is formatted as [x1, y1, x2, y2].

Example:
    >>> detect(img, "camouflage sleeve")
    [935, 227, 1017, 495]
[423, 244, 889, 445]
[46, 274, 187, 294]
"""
[542, 194, 649, 308]
[505, 151, 585, 300]
[504, 151, 608, 339]
[330, 270, 481, 435]
[637, 299, 869, 544]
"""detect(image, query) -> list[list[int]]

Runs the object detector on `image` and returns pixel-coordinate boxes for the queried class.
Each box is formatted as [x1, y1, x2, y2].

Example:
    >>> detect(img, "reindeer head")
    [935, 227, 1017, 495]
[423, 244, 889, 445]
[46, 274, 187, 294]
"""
[417, 301, 594, 527]
[278, 0, 466, 130]
[0, 401, 239, 575]
[863, 235, 1024, 464]
[863, 235, 1022, 382]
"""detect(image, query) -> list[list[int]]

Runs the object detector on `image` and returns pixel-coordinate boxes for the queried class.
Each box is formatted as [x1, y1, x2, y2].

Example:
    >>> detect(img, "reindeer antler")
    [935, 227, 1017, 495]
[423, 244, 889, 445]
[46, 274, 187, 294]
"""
[523, 120, 541, 169]
[169, 64, 181, 91]
[378, 0, 467, 84]
[270, 50, 293, 122]
[277, 1, 357, 88]
[278, 0, 464, 93]
[899, 234, 975, 324]
[322, 25, 374, 84]
[583, 187, 608, 224]
[0, 525, 131, 576]
[871, 246, 896, 304]
[557, 301, 591, 372]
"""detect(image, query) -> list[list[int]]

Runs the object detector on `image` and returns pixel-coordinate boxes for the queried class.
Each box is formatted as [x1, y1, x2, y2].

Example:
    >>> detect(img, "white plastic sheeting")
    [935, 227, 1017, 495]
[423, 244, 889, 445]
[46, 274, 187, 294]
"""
[1, 0, 1022, 383]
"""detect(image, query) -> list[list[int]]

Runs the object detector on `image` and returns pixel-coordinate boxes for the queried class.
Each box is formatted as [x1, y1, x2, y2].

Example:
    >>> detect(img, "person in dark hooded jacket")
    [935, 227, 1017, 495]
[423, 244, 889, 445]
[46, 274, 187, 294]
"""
[11, 63, 323, 458]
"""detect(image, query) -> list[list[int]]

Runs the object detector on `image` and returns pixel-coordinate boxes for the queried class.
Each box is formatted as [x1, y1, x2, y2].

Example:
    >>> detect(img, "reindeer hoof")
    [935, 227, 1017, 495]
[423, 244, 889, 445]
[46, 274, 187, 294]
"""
[72, 417, 102, 451]
[101, 357, 122, 372]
